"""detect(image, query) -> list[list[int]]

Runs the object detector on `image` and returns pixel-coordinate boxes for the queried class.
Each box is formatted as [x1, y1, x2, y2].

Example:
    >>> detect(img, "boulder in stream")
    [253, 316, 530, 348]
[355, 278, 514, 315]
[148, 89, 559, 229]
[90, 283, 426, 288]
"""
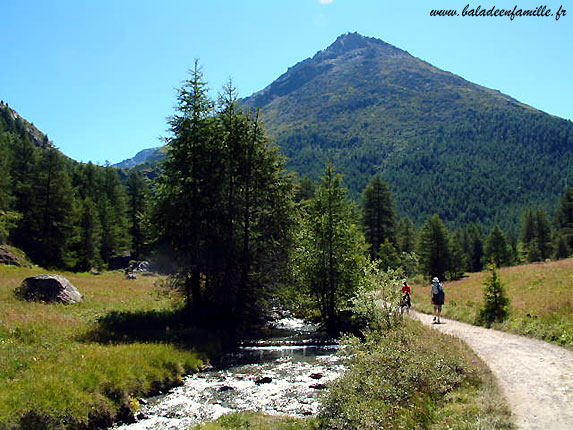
[310, 383, 328, 390]
[310, 372, 323, 379]
[254, 376, 273, 385]
[17, 274, 83, 304]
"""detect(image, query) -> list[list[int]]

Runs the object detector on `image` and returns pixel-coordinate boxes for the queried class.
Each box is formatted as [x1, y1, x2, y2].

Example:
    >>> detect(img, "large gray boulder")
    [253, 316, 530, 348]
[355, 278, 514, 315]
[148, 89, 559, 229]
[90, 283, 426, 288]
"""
[18, 274, 83, 304]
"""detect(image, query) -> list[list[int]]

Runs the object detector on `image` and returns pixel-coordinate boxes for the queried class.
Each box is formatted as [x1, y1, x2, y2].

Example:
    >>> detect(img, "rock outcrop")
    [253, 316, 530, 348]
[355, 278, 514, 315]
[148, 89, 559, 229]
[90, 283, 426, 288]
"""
[0, 246, 30, 267]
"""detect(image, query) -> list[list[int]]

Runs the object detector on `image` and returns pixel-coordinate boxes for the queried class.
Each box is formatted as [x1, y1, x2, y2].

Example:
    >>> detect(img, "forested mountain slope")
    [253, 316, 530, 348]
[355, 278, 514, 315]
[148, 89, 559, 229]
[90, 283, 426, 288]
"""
[243, 33, 573, 232]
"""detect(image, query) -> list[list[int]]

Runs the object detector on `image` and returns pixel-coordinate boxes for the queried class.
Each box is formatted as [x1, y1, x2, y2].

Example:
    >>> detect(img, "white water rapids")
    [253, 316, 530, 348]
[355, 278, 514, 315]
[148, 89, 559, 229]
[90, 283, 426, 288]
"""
[114, 318, 345, 430]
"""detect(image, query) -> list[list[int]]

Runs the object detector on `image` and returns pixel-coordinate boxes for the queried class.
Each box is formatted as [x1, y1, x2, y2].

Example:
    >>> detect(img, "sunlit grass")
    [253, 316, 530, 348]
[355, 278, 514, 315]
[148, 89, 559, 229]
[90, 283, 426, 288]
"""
[0, 265, 205, 429]
[411, 258, 573, 346]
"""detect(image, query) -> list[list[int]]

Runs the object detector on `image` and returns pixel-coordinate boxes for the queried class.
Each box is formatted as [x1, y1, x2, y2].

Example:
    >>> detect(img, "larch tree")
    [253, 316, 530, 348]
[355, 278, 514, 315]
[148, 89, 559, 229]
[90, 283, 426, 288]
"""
[126, 170, 149, 260]
[417, 214, 451, 280]
[555, 187, 573, 253]
[292, 162, 367, 332]
[361, 174, 395, 260]
[485, 225, 512, 267]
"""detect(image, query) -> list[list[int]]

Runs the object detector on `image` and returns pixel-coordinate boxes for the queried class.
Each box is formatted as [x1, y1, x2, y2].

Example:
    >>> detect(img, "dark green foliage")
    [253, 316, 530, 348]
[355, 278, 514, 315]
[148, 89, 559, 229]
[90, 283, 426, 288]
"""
[244, 33, 573, 234]
[153, 66, 294, 329]
[0, 135, 16, 244]
[75, 197, 103, 271]
[1, 103, 136, 270]
[291, 162, 367, 332]
[554, 235, 570, 260]
[485, 225, 512, 267]
[126, 170, 149, 260]
[320, 321, 488, 430]
[521, 208, 553, 262]
[417, 214, 451, 280]
[555, 187, 573, 252]
[0, 135, 12, 211]
[16, 147, 76, 268]
[477, 266, 510, 327]
[361, 174, 395, 260]
[459, 223, 484, 272]
[293, 175, 315, 202]
[99, 167, 130, 263]
[377, 239, 400, 271]
[449, 231, 467, 279]
[396, 217, 417, 254]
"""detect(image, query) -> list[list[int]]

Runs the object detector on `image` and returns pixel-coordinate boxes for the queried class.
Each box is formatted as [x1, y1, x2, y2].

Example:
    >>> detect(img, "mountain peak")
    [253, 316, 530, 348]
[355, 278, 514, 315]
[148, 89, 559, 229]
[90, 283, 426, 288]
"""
[244, 33, 407, 107]
[325, 32, 395, 55]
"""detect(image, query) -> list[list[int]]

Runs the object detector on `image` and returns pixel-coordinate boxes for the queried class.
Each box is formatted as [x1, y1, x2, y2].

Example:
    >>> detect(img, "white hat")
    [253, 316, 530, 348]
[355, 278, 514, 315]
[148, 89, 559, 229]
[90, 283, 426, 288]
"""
[432, 277, 439, 283]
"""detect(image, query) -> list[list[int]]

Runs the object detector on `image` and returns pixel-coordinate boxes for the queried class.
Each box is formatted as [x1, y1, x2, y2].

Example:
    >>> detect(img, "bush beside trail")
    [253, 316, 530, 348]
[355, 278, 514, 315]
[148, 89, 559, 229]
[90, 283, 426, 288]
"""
[318, 320, 514, 430]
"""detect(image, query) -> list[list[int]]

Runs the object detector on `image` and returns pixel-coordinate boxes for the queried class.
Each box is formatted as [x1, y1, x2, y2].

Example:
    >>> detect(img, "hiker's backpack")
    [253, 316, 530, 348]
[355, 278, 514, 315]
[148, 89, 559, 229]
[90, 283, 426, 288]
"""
[437, 283, 445, 303]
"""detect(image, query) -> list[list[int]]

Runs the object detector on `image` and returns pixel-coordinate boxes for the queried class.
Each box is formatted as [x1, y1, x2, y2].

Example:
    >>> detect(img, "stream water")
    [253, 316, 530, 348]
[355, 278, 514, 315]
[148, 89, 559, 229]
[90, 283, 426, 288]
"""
[114, 317, 345, 430]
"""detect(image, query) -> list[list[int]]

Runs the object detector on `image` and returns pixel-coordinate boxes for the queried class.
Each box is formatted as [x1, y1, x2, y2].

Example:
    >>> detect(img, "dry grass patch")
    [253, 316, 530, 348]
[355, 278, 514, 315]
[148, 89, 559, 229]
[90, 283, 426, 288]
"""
[411, 258, 573, 346]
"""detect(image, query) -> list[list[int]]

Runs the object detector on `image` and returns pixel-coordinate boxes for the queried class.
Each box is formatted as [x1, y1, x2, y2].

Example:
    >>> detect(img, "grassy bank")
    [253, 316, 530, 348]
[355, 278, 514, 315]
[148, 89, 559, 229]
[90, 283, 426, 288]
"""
[411, 258, 573, 347]
[0, 265, 213, 430]
[192, 320, 514, 430]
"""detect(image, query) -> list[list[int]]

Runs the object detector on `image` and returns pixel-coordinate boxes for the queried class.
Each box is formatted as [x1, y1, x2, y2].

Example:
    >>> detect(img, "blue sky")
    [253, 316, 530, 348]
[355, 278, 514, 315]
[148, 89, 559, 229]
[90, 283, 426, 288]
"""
[2, 0, 571, 164]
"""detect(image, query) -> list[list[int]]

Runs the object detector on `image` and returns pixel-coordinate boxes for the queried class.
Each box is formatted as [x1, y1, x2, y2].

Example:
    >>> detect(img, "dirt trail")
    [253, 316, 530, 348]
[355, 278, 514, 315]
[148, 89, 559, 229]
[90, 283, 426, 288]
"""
[411, 311, 573, 430]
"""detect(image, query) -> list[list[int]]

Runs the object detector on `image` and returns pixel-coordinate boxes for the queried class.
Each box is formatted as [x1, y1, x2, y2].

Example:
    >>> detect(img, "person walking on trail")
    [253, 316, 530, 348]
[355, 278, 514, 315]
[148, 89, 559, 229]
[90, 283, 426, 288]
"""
[431, 277, 445, 324]
[401, 279, 412, 313]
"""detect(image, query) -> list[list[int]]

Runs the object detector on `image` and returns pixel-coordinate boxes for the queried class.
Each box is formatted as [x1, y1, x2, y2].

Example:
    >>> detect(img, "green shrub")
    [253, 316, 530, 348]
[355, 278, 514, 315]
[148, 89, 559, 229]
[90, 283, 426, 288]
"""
[318, 320, 514, 430]
[476, 266, 510, 327]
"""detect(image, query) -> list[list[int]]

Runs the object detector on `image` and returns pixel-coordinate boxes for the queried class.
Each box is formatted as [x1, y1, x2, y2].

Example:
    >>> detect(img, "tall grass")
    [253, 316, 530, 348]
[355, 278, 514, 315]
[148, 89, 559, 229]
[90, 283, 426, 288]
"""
[411, 258, 573, 346]
[0, 266, 208, 429]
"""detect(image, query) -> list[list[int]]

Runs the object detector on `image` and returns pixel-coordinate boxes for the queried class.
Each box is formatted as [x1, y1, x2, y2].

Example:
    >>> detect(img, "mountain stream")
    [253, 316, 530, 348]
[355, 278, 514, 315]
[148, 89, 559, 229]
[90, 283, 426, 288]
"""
[114, 317, 344, 429]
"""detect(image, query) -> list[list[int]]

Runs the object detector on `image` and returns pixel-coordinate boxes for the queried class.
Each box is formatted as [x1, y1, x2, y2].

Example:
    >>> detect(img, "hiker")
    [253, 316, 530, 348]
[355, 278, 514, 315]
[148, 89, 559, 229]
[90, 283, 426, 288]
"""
[401, 279, 412, 313]
[431, 277, 445, 324]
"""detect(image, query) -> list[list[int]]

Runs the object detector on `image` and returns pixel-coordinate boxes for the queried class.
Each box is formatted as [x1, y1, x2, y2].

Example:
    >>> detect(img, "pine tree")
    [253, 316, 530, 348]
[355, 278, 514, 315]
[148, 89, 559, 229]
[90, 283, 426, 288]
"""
[449, 231, 466, 279]
[534, 209, 553, 261]
[554, 236, 570, 260]
[485, 225, 512, 267]
[294, 175, 315, 202]
[361, 174, 395, 260]
[555, 187, 573, 252]
[9, 136, 38, 252]
[99, 167, 130, 264]
[0, 135, 17, 244]
[75, 197, 102, 271]
[0, 135, 12, 211]
[377, 239, 400, 270]
[466, 223, 484, 272]
[126, 170, 148, 260]
[477, 265, 510, 327]
[522, 208, 553, 262]
[396, 217, 417, 254]
[292, 162, 367, 332]
[154, 61, 216, 309]
[418, 214, 451, 280]
[27, 148, 76, 268]
[521, 209, 538, 262]
[154, 65, 294, 327]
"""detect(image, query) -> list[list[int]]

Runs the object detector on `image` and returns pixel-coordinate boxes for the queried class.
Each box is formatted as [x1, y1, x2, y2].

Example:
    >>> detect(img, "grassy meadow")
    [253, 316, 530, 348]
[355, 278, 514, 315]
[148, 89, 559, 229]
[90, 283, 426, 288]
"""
[0, 265, 211, 430]
[411, 258, 573, 347]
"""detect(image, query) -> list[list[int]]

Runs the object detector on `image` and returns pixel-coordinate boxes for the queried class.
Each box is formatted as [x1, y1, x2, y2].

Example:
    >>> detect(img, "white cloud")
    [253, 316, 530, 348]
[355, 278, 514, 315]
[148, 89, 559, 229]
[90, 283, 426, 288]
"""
[319, 0, 334, 4]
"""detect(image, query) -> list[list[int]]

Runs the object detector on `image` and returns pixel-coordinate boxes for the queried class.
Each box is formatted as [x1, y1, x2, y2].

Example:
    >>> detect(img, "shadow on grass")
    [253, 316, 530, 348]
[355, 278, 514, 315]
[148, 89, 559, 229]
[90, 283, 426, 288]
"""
[81, 308, 233, 353]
